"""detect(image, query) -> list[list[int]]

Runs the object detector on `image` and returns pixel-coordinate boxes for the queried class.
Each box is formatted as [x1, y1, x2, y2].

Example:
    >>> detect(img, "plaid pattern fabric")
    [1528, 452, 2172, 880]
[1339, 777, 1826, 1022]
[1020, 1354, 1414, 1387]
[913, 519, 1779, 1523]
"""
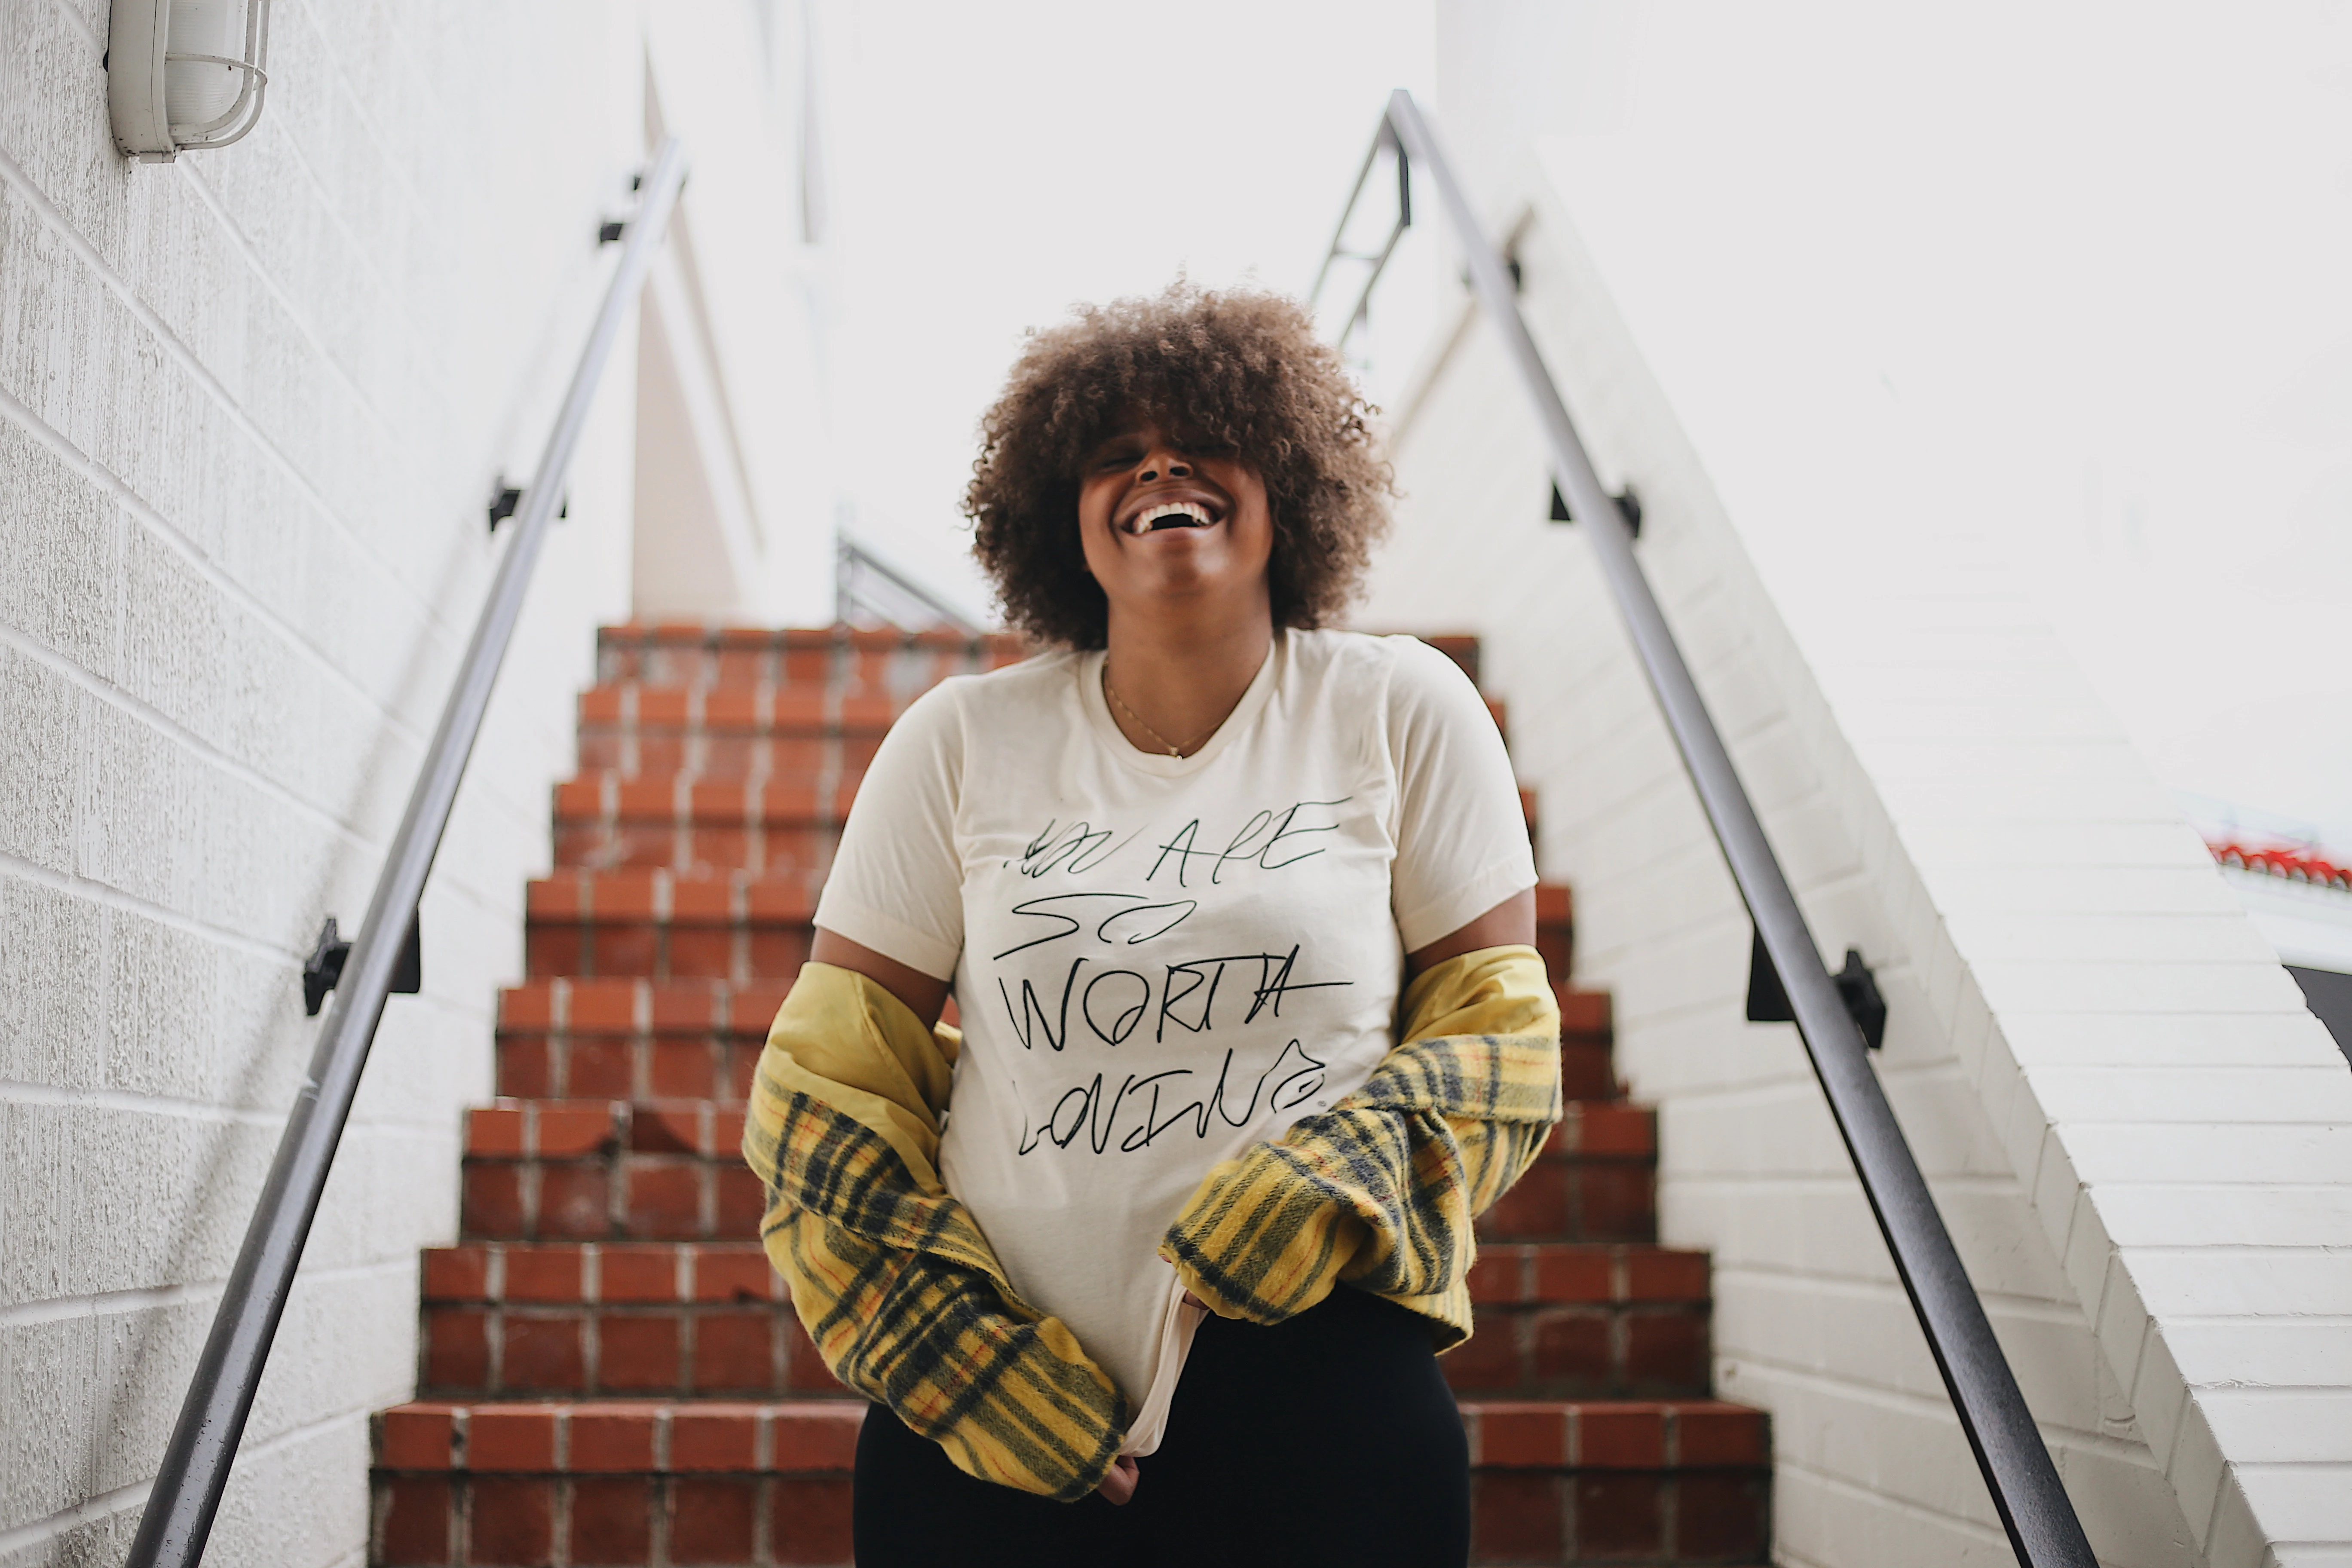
[1160, 944, 1565, 1341]
[743, 946, 1560, 1499]
[742, 963, 1127, 1501]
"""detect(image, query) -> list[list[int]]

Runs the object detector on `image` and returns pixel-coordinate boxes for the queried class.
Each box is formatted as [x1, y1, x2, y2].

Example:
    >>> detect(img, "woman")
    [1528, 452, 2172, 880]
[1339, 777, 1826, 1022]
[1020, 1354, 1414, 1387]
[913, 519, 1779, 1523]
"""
[744, 284, 1562, 1566]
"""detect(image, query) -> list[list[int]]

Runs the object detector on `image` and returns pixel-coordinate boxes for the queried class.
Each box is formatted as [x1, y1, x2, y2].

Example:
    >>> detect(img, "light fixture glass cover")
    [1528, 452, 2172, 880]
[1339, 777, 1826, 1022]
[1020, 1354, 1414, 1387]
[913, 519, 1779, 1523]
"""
[107, 0, 273, 162]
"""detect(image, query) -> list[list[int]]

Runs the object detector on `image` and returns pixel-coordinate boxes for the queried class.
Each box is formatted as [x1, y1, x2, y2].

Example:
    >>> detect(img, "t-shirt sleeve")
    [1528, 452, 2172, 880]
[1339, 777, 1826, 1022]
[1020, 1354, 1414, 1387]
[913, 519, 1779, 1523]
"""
[811, 680, 966, 980]
[1385, 637, 1540, 954]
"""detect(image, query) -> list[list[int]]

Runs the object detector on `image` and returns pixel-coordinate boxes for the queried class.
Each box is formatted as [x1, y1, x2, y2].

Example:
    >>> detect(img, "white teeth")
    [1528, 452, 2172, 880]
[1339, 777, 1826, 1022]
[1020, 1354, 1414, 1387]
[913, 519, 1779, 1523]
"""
[1124, 500, 1213, 535]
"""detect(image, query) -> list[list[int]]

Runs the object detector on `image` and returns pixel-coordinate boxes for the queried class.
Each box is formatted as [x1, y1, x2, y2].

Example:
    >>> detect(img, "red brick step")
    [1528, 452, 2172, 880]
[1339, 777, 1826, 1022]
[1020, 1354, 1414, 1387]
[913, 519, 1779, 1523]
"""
[371, 1396, 1768, 1567]
[525, 872, 820, 983]
[576, 689, 891, 786]
[550, 769, 1537, 873]
[496, 980, 781, 1103]
[416, 1242, 844, 1401]
[596, 624, 1026, 692]
[1451, 1245, 1713, 1400]
[459, 1095, 1648, 1246]
[459, 1099, 763, 1243]
[589, 624, 1481, 691]
[413, 1237, 1710, 1403]
[372, 1399, 859, 1567]
[1478, 1099, 1655, 1243]
[493, 977, 1612, 1107]
[1462, 1400, 1771, 1565]
[525, 870, 1573, 987]
[577, 686, 1513, 785]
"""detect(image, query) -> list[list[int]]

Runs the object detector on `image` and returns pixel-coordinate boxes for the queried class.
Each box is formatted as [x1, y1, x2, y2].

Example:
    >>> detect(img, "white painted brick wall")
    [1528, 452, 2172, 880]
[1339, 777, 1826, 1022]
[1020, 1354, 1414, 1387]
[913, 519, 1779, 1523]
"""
[1359, 145, 2352, 1567]
[0, 2, 647, 1561]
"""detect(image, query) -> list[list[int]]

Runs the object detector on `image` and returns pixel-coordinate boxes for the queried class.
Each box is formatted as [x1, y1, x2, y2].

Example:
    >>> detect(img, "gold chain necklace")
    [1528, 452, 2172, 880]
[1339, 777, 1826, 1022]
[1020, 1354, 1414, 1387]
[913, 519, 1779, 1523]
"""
[1102, 664, 1222, 757]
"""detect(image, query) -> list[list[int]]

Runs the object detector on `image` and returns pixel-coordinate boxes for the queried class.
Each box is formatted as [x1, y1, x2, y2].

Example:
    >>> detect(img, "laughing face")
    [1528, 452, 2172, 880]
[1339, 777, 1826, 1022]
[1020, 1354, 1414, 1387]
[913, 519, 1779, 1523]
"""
[1075, 419, 1274, 621]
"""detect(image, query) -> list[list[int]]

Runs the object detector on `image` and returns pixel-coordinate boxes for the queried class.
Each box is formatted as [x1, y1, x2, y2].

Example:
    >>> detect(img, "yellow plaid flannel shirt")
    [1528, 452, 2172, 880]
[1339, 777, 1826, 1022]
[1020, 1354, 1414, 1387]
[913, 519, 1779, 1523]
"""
[741, 945, 1562, 1501]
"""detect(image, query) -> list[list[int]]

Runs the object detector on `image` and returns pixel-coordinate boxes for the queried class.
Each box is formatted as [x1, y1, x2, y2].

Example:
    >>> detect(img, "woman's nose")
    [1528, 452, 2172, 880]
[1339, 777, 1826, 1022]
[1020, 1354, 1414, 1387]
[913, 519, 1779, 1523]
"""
[1138, 447, 1190, 482]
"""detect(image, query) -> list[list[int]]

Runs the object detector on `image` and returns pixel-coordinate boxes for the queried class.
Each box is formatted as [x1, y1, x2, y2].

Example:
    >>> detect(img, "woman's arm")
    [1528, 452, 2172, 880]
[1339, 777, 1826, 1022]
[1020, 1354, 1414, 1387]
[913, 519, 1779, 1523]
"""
[810, 926, 951, 1028]
[1404, 888, 1534, 980]
[1160, 939, 1562, 1328]
[798, 927, 1147, 1501]
[745, 961, 1131, 1501]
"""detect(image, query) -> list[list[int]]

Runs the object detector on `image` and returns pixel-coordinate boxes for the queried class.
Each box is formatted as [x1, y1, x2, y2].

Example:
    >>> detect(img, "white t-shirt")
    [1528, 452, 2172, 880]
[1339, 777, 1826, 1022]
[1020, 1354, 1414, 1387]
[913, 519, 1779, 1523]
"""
[812, 628, 1536, 1449]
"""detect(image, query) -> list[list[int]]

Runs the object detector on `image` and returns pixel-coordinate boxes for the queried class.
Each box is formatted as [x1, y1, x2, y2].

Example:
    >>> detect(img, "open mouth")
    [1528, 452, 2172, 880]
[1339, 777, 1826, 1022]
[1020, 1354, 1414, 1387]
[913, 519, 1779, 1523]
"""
[1120, 500, 1218, 536]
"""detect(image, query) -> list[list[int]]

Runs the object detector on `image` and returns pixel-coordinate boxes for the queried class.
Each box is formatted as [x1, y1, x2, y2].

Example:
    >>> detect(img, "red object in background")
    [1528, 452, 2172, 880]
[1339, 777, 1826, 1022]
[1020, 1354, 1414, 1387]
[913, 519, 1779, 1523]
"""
[2209, 840, 2352, 891]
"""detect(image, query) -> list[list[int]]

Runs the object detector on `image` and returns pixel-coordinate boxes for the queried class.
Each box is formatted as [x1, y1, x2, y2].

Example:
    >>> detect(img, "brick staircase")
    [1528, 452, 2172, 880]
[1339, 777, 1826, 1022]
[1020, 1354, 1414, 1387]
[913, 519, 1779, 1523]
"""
[370, 627, 1772, 1565]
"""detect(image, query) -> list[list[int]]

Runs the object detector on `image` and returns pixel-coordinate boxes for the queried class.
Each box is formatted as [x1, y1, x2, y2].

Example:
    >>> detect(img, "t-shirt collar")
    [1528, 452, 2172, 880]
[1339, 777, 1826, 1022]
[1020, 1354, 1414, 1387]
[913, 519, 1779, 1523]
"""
[1078, 629, 1286, 778]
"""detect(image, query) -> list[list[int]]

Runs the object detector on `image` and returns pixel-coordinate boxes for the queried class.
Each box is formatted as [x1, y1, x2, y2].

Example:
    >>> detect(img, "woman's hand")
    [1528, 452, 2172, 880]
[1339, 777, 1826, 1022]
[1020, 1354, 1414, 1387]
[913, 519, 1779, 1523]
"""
[1097, 1454, 1139, 1506]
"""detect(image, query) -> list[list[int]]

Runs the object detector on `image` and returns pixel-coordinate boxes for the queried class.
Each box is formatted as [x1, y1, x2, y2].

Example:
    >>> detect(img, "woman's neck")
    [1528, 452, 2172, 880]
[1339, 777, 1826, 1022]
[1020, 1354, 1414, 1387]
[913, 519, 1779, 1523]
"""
[1100, 598, 1274, 758]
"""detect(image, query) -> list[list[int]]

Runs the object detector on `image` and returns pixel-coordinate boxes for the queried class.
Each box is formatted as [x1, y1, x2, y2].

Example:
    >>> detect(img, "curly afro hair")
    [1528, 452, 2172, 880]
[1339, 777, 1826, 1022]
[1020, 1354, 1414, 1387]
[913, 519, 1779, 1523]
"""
[965, 282, 1393, 649]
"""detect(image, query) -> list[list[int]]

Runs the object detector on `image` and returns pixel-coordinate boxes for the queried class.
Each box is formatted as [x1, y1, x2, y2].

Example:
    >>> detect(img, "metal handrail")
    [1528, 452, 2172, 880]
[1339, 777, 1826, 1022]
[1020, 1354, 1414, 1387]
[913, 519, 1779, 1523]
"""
[1322, 91, 2098, 1568]
[124, 137, 690, 1568]
[1307, 115, 1411, 347]
[835, 531, 983, 634]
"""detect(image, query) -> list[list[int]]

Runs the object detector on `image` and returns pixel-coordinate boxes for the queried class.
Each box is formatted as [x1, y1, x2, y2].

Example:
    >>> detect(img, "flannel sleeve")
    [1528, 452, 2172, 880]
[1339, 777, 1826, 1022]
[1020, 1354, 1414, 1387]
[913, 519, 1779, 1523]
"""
[1157, 944, 1563, 1343]
[741, 962, 1128, 1500]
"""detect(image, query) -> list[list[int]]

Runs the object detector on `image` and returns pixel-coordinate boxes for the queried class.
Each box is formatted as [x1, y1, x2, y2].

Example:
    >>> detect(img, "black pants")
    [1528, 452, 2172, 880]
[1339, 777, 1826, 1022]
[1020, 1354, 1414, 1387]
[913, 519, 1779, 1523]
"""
[853, 1286, 1470, 1567]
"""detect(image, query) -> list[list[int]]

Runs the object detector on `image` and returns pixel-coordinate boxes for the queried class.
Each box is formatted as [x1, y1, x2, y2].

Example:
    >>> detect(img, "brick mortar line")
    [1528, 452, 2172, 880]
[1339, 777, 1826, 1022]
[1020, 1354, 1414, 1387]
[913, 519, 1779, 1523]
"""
[2012, 1178, 2352, 1191]
[0, 1477, 157, 1558]
[1634, 1063, 1964, 1102]
[1701, 1263, 2090, 1323]
[2156, 1316, 2352, 1329]
[0, 1078, 322, 1127]
[0, 846, 516, 1042]
[1695, 1271, 2074, 1316]
[2224, 1459, 2352, 1475]
[0, 847, 507, 1038]
[1761, 1453, 2020, 1547]
[0, 1078, 468, 1141]
[1617, 1066, 1981, 1103]
[0, 142, 453, 635]
[0, 1256, 409, 1327]
[0, 844, 328, 966]
[1725, 1358, 2128, 1450]
[2009, 1058, 2340, 1072]
[2069, 1242, 2352, 1258]
[1652, 1173, 2033, 1196]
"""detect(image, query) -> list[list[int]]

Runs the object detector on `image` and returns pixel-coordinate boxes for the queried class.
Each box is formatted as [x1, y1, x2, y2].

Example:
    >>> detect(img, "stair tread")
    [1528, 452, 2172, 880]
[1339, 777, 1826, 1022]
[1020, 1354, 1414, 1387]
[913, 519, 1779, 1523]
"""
[419, 1237, 1706, 1305]
[528, 867, 1575, 900]
[455, 1099, 1651, 1170]
[424, 1239, 772, 1299]
[576, 691, 1508, 741]
[550, 771, 1534, 822]
[582, 689, 903, 730]
[376, 1395, 1767, 1473]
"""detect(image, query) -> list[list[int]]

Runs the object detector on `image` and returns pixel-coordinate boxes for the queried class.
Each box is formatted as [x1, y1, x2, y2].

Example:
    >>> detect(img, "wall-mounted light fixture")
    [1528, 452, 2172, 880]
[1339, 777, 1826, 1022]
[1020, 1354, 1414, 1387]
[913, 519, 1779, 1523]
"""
[107, 0, 273, 162]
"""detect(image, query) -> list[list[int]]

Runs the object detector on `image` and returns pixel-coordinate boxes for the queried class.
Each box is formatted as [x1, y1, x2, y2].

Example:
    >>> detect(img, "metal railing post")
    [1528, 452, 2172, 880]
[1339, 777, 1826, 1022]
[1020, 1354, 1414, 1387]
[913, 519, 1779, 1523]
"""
[1371, 89, 2099, 1568]
[123, 138, 690, 1568]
